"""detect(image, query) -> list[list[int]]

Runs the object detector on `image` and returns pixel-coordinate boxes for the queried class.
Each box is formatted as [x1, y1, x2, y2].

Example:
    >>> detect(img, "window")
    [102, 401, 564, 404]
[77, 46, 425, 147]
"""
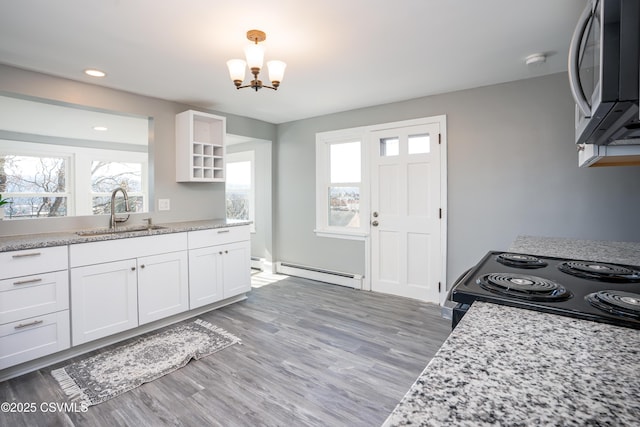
[0, 140, 148, 219]
[0, 153, 70, 218]
[328, 141, 361, 228]
[225, 150, 255, 232]
[315, 129, 367, 238]
[91, 161, 144, 214]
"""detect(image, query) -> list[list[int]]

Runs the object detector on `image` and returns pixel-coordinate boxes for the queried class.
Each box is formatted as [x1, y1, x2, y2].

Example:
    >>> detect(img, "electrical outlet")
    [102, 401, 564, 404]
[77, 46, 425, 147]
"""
[158, 199, 170, 211]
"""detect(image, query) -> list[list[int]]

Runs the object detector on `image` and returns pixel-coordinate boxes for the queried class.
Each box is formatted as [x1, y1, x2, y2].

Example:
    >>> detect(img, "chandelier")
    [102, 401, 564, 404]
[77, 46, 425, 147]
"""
[226, 30, 286, 91]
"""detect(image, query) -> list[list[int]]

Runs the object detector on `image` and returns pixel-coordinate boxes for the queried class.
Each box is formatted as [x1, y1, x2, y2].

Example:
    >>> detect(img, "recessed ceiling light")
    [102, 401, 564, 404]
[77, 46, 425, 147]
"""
[93, 126, 108, 131]
[84, 68, 107, 77]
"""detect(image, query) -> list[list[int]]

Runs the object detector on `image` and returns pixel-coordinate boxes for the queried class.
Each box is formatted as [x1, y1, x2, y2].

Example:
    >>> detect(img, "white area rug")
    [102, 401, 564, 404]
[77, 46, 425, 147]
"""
[52, 319, 240, 407]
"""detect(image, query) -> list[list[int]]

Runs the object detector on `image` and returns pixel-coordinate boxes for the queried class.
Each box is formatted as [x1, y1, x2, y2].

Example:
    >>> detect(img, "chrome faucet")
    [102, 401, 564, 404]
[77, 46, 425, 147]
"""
[110, 187, 131, 230]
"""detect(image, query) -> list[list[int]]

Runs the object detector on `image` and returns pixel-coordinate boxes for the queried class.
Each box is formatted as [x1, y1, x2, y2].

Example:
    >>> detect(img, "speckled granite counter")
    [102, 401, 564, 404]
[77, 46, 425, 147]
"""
[0, 219, 250, 252]
[384, 236, 640, 426]
[383, 301, 640, 426]
[510, 235, 640, 266]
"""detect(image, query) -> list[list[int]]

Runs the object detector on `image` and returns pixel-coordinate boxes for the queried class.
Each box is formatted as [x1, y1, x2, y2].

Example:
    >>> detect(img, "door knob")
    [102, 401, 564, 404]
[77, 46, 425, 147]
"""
[372, 220, 379, 227]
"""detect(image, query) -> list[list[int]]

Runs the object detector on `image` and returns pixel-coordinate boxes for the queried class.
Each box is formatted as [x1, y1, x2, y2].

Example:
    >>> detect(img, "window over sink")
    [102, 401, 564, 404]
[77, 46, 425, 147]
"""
[0, 140, 147, 219]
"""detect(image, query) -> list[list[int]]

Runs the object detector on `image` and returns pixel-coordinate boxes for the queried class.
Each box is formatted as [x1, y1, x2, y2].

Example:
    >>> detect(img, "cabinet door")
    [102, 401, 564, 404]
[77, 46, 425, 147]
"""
[70, 260, 138, 345]
[138, 251, 189, 325]
[188, 246, 223, 309]
[222, 240, 251, 299]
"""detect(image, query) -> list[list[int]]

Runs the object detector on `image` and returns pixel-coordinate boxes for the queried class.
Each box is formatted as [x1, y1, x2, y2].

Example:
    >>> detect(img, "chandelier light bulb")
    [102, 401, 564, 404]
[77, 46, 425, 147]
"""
[244, 43, 264, 70]
[267, 60, 286, 86]
[227, 59, 247, 84]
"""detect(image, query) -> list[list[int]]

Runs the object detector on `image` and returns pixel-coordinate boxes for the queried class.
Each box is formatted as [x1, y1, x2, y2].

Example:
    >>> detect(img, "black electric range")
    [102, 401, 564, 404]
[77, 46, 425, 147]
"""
[450, 251, 640, 330]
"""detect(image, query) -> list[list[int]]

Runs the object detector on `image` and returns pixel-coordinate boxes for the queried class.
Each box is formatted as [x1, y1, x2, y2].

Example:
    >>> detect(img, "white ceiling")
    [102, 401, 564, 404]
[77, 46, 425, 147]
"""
[0, 0, 586, 124]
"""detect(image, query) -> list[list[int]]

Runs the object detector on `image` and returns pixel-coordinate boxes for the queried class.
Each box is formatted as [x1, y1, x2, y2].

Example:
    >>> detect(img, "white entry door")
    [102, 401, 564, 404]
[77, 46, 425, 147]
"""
[370, 121, 443, 302]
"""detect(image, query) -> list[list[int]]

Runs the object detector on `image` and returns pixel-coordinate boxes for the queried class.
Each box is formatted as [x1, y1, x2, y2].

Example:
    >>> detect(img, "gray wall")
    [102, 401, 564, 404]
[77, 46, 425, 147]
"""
[275, 73, 640, 288]
[3, 64, 640, 290]
[0, 64, 276, 237]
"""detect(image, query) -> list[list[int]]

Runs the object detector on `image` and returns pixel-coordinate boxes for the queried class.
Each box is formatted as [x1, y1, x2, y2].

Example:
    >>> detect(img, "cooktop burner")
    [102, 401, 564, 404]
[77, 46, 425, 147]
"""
[477, 273, 572, 301]
[496, 253, 548, 269]
[450, 251, 640, 330]
[586, 290, 640, 319]
[558, 261, 640, 283]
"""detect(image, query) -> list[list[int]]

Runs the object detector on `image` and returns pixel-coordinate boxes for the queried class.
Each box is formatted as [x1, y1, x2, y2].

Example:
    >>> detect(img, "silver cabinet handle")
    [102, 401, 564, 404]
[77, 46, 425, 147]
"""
[568, 1, 594, 117]
[131, 267, 136, 271]
[217, 229, 230, 234]
[372, 220, 379, 227]
[12, 252, 42, 258]
[13, 278, 43, 286]
[15, 320, 44, 329]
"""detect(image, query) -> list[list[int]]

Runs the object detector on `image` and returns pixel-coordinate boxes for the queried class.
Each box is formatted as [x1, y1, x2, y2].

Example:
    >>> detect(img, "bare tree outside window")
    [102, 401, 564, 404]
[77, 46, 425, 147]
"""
[0, 154, 68, 218]
[91, 161, 143, 214]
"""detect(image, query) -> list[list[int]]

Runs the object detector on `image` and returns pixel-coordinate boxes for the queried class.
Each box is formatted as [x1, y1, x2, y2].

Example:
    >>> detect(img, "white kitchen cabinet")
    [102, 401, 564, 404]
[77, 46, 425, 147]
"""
[188, 225, 251, 309]
[0, 246, 70, 370]
[220, 240, 251, 298]
[69, 233, 188, 345]
[0, 312, 70, 370]
[70, 259, 138, 345]
[176, 110, 226, 182]
[137, 251, 189, 325]
[188, 246, 224, 308]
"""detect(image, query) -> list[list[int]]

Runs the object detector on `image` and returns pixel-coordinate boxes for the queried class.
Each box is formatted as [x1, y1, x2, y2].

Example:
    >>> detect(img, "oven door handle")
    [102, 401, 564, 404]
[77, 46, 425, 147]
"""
[568, 1, 595, 118]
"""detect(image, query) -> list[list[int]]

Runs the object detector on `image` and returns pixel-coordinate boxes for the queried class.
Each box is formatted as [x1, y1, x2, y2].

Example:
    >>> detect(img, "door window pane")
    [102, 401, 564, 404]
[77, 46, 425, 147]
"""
[330, 141, 360, 183]
[328, 186, 360, 227]
[408, 133, 431, 154]
[380, 137, 399, 156]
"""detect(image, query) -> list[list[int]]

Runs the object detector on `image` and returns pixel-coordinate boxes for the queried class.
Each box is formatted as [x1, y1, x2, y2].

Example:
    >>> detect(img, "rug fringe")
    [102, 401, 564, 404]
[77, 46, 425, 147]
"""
[194, 319, 242, 344]
[51, 367, 91, 406]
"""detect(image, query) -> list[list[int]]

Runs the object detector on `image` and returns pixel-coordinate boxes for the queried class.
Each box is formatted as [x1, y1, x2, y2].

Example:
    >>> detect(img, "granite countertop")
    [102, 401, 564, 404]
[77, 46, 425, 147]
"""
[0, 219, 251, 252]
[384, 235, 640, 426]
[383, 301, 640, 426]
[510, 235, 640, 266]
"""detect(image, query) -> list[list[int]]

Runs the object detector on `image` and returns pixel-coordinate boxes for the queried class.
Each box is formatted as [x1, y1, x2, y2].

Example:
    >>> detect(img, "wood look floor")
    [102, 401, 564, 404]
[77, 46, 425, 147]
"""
[0, 274, 451, 427]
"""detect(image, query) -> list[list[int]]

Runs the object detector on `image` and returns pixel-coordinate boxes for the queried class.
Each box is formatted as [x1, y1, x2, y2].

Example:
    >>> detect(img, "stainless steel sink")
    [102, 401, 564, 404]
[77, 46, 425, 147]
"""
[76, 225, 168, 237]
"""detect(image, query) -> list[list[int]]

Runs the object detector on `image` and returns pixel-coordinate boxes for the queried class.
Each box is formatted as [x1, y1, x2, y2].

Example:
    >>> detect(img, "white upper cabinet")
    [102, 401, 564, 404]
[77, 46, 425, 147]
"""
[175, 110, 226, 182]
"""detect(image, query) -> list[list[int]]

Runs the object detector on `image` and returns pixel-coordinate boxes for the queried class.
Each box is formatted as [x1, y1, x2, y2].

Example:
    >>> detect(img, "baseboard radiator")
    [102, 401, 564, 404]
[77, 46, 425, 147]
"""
[251, 257, 265, 271]
[275, 262, 363, 289]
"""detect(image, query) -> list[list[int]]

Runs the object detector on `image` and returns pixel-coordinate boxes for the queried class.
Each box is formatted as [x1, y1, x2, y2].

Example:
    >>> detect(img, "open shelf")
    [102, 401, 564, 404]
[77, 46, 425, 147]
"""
[176, 110, 226, 182]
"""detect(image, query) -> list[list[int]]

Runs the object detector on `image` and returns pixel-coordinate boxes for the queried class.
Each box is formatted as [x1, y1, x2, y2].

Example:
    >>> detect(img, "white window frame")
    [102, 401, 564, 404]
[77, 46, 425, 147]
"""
[315, 127, 369, 240]
[225, 150, 256, 233]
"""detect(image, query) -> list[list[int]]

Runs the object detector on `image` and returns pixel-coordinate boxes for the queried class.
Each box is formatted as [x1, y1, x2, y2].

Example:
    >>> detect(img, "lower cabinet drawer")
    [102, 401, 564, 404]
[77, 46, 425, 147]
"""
[0, 246, 68, 280]
[188, 225, 250, 249]
[0, 271, 69, 324]
[0, 311, 70, 370]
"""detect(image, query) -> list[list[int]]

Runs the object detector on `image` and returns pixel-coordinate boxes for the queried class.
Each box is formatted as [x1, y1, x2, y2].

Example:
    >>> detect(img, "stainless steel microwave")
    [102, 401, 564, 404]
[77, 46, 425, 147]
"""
[568, 0, 639, 146]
